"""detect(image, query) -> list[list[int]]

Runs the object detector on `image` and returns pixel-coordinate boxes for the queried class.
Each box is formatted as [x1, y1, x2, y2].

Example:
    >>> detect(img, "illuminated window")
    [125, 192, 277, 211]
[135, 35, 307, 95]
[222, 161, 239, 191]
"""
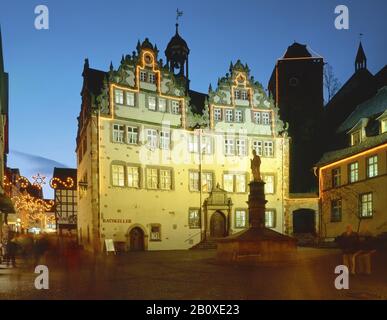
[171, 100, 180, 114]
[359, 193, 373, 218]
[234, 90, 241, 99]
[127, 126, 138, 145]
[263, 175, 275, 194]
[160, 169, 172, 190]
[253, 112, 261, 124]
[236, 139, 247, 156]
[189, 171, 199, 191]
[263, 141, 274, 157]
[159, 131, 170, 150]
[225, 109, 233, 122]
[252, 140, 263, 156]
[114, 89, 124, 104]
[148, 73, 156, 84]
[235, 210, 247, 228]
[382, 119, 387, 133]
[224, 138, 235, 156]
[262, 112, 270, 125]
[148, 96, 156, 110]
[265, 210, 276, 228]
[188, 209, 201, 228]
[146, 129, 158, 149]
[223, 174, 234, 192]
[146, 168, 158, 189]
[351, 130, 361, 146]
[331, 199, 342, 222]
[235, 174, 246, 193]
[127, 166, 139, 188]
[188, 135, 198, 153]
[113, 124, 125, 143]
[201, 172, 213, 192]
[112, 165, 125, 187]
[158, 98, 166, 112]
[332, 168, 341, 187]
[241, 90, 248, 101]
[367, 155, 378, 178]
[140, 71, 147, 82]
[150, 225, 161, 241]
[126, 92, 135, 106]
[214, 108, 222, 121]
[235, 110, 243, 122]
[348, 162, 359, 183]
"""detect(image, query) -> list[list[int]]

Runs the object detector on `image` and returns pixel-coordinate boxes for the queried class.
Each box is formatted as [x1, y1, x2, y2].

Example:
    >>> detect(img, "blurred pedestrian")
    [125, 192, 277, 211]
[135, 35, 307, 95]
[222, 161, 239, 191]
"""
[336, 225, 360, 274]
[357, 224, 376, 275]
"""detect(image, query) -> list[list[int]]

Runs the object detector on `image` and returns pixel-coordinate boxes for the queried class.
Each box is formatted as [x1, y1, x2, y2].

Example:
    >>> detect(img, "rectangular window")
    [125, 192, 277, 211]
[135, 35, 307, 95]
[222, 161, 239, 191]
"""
[150, 225, 161, 241]
[225, 109, 233, 122]
[236, 139, 247, 156]
[148, 96, 156, 111]
[146, 168, 158, 189]
[160, 169, 172, 190]
[160, 131, 171, 150]
[235, 210, 247, 228]
[148, 73, 156, 84]
[235, 174, 246, 193]
[112, 165, 125, 187]
[158, 98, 166, 112]
[332, 168, 341, 187]
[126, 92, 135, 106]
[234, 90, 240, 100]
[351, 130, 361, 146]
[188, 135, 198, 153]
[171, 100, 180, 114]
[146, 129, 158, 149]
[263, 141, 274, 157]
[223, 174, 234, 192]
[263, 175, 275, 194]
[201, 136, 212, 154]
[382, 119, 387, 133]
[253, 140, 263, 156]
[253, 111, 261, 124]
[127, 166, 139, 188]
[127, 126, 138, 145]
[241, 90, 248, 101]
[114, 89, 124, 104]
[140, 71, 147, 82]
[265, 210, 276, 228]
[367, 155, 378, 178]
[201, 172, 213, 192]
[224, 138, 235, 156]
[348, 162, 359, 183]
[189, 171, 199, 191]
[188, 209, 201, 229]
[262, 112, 270, 125]
[113, 124, 125, 143]
[214, 108, 222, 121]
[235, 110, 243, 122]
[360, 193, 373, 218]
[331, 199, 342, 222]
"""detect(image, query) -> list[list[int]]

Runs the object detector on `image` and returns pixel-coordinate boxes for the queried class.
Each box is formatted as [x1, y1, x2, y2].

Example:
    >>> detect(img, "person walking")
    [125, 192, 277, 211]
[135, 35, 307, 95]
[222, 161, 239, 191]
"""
[357, 224, 376, 275]
[336, 225, 360, 275]
[6, 236, 18, 268]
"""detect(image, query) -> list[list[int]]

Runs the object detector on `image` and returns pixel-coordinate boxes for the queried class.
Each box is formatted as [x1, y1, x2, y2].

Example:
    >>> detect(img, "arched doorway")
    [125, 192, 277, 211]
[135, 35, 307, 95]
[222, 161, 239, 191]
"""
[293, 209, 316, 234]
[210, 211, 226, 238]
[129, 227, 145, 251]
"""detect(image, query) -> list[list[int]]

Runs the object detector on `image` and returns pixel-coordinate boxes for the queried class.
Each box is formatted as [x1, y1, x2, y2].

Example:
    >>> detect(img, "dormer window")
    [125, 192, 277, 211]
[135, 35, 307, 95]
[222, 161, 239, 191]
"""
[148, 73, 156, 84]
[351, 130, 361, 146]
[140, 71, 147, 82]
[234, 90, 241, 100]
[382, 118, 387, 134]
[241, 90, 248, 101]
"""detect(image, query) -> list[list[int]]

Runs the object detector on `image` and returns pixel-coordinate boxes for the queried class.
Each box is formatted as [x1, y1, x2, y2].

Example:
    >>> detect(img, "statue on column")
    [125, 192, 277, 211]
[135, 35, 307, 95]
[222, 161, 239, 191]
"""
[251, 150, 262, 182]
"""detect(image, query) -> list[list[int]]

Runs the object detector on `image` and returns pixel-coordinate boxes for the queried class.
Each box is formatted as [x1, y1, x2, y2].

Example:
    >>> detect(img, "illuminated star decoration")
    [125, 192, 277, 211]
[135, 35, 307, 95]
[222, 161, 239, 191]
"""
[32, 173, 46, 189]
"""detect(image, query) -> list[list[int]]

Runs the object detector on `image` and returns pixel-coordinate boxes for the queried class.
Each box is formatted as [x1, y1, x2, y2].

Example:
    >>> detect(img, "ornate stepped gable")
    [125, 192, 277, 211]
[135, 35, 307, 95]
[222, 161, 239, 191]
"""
[93, 38, 188, 117]
[206, 59, 285, 135]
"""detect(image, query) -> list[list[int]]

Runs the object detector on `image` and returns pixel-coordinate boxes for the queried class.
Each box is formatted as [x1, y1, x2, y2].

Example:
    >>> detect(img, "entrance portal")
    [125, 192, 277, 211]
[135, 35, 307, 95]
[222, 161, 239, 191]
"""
[129, 227, 145, 251]
[210, 211, 226, 238]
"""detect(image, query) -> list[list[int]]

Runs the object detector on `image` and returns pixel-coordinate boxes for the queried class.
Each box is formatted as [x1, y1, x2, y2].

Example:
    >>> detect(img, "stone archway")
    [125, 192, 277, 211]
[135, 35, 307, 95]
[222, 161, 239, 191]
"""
[126, 224, 148, 251]
[210, 211, 227, 238]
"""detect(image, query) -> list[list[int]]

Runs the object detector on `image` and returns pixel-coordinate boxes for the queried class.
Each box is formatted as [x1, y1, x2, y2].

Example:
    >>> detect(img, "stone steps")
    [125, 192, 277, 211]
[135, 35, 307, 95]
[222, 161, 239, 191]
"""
[190, 239, 218, 250]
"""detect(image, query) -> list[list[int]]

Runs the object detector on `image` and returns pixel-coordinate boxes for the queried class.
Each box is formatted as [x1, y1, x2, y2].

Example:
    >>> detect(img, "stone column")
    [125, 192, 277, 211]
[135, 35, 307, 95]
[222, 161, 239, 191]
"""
[248, 181, 267, 228]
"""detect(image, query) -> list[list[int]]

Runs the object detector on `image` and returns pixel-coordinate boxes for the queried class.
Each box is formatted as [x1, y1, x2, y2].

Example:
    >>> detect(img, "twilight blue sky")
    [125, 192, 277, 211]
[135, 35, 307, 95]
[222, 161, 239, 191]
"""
[1, 0, 386, 197]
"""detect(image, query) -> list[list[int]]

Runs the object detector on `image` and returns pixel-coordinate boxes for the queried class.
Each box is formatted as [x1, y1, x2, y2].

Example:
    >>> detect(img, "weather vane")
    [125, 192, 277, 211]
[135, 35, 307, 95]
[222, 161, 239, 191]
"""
[176, 8, 183, 23]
